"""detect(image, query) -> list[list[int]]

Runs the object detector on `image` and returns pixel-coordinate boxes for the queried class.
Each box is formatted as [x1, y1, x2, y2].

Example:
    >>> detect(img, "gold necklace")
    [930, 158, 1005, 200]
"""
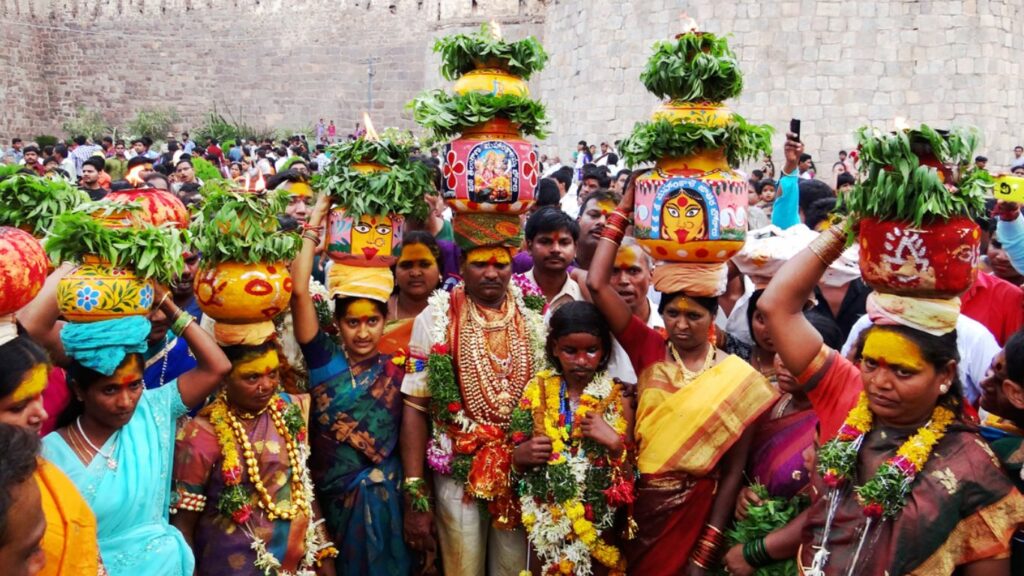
[669, 343, 716, 386]
[224, 399, 308, 521]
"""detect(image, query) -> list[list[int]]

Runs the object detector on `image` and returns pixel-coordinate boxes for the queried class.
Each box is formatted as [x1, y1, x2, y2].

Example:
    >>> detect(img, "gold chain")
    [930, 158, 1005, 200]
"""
[669, 343, 716, 386]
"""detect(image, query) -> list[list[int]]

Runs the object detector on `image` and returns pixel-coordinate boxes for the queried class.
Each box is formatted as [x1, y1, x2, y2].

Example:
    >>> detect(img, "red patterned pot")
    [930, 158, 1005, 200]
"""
[632, 149, 748, 263]
[103, 188, 190, 229]
[858, 216, 980, 298]
[441, 118, 538, 214]
[326, 207, 404, 266]
[57, 256, 154, 322]
[0, 227, 49, 316]
[194, 261, 293, 324]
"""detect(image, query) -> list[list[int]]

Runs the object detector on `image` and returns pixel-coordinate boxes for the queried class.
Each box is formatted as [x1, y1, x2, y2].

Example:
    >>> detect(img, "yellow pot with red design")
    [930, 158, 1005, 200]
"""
[326, 207, 404, 266]
[194, 261, 293, 324]
[0, 227, 50, 316]
[441, 118, 538, 215]
[57, 256, 154, 322]
[858, 216, 980, 298]
[101, 188, 190, 229]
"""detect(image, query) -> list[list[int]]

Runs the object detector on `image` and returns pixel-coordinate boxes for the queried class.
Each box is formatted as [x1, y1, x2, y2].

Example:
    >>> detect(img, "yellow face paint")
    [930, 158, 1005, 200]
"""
[230, 349, 281, 380]
[344, 298, 382, 320]
[614, 245, 644, 271]
[660, 192, 706, 242]
[862, 329, 926, 372]
[279, 180, 313, 198]
[466, 247, 512, 266]
[595, 199, 616, 216]
[350, 215, 395, 260]
[398, 243, 438, 267]
[11, 364, 48, 403]
[111, 357, 144, 386]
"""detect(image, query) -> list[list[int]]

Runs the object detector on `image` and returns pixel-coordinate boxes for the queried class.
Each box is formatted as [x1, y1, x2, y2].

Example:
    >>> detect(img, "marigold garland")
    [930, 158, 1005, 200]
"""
[510, 370, 631, 576]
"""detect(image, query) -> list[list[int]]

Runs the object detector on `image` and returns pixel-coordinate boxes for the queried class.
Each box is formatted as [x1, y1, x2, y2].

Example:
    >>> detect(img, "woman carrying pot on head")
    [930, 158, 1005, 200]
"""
[171, 336, 338, 576]
[0, 331, 103, 576]
[38, 285, 231, 576]
[290, 194, 411, 575]
[381, 231, 444, 357]
[586, 172, 778, 575]
[759, 222, 1024, 575]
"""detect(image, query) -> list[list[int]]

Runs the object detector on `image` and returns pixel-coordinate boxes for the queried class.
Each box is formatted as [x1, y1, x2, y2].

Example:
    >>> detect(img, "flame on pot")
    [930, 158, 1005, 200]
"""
[362, 112, 380, 142]
[489, 19, 503, 40]
[894, 116, 910, 131]
[679, 13, 700, 34]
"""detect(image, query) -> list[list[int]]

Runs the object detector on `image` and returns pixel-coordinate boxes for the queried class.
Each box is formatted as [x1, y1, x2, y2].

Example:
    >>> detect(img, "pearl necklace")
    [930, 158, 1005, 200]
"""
[75, 417, 119, 470]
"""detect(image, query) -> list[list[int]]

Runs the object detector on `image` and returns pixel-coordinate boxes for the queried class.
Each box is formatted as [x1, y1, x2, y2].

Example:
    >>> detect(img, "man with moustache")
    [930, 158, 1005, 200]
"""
[575, 189, 621, 270]
[143, 250, 201, 389]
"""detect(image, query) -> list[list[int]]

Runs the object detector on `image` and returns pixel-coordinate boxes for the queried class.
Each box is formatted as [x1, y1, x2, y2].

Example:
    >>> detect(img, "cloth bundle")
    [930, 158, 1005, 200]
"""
[61, 316, 151, 375]
[652, 262, 728, 297]
[327, 261, 394, 303]
[866, 291, 960, 336]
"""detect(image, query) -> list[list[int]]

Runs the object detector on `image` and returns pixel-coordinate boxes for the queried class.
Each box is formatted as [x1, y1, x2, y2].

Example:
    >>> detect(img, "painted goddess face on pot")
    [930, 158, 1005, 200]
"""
[660, 189, 706, 243]
[350, 215, 394, 260]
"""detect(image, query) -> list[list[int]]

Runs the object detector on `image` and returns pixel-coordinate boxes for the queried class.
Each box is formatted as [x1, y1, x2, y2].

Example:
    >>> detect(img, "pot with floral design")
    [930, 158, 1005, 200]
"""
[326, 207, 404, 266]
[441, 118, 538, 215]
[194, 261, 293, 324]
[57, 256, 154, 322]
[0, 227, 49, 316]
[858, 216, 980, 298]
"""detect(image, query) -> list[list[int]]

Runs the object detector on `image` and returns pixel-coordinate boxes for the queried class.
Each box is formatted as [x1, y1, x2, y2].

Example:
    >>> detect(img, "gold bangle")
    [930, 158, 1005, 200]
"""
[807, 224, 846, 265]
[155, 292, 171, 310]
[402, 398, 428, 414]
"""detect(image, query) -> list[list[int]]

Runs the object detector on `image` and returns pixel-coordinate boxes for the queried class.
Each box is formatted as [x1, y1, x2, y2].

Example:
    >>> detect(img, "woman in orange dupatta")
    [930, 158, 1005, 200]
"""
[381, 232, 443, 357]
[586, 174, 778, 575]
[0, 333, 103, 576]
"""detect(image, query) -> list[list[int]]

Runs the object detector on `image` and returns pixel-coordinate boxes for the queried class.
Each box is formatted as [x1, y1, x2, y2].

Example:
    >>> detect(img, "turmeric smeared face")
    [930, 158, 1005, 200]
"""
[0, 363, 50, 433]
[228, 349, 281, 413]
[350, 215, 394, 259]
[660, 192, 705, 243]
[860, 328, 950, 427]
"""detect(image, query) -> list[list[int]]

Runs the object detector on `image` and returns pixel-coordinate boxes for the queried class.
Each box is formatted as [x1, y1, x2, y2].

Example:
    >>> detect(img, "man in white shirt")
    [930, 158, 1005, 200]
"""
[522, 207, 584, 315]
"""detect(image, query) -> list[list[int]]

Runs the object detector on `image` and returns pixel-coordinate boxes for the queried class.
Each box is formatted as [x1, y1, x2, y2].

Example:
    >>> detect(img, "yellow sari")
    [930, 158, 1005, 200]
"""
[37, 458, 102, 576]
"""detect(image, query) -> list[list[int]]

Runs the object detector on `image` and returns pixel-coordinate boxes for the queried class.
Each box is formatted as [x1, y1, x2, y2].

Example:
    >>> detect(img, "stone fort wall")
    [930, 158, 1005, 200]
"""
[2, 0, 1022, 173]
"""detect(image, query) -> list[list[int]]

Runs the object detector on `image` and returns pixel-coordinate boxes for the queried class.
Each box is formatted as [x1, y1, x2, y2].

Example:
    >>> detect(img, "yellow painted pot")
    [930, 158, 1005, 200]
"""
[652, 101, 731, 127]
[57, 257, 154, 322]
[351, 162, 389, 174]
[454, 68, 529, 98]
[194, 261, 293, 324]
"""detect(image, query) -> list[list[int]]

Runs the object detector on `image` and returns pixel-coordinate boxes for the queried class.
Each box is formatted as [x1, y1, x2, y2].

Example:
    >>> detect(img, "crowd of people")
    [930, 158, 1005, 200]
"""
[3, 120, 1024, 576]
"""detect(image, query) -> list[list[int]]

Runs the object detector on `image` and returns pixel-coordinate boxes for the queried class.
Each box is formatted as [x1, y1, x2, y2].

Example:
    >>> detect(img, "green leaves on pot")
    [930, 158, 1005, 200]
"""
[722, 484, 808, 576]
[44, 202, 186, 284]
[434, 23, 548, 81]
[620, 115, 773, 168]
[0, 166, 88, 235]
[640, 33, 744, 103]
[410, 90, 549, 140]
[839, 124, 989, 227]
[313, 138, 433, 220]
[190, 184, 301, 266]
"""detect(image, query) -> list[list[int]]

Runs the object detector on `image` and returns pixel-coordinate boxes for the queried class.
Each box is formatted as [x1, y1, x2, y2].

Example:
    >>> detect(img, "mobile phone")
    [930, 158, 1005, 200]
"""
[790, 118, 801, 142]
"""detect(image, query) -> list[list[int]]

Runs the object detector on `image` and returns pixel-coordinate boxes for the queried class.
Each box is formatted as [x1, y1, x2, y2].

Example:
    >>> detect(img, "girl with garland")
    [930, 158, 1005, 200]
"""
[760, 221, 1024, 575]
[586, 173, 779, 575]
[290, 194, 411, 576]
[171, 339, 337, 576]
[509, 302, 634, 576]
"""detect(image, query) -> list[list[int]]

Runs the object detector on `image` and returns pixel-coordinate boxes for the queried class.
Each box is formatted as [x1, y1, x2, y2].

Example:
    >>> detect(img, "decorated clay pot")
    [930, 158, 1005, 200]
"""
[57, 257, 154, 322]
[351, 162, 389, 174]
[0, 227, 49, 316]
[326, 207, 404, 266]
[652, 101, 731, 127]
[102, 188, 190, 229]
[194, 261, 293, 324]
[453, 68, 529, 98]
[441, 118, 538, 214]
[632, 149, 748, 263]
[858, 216, 979, 298]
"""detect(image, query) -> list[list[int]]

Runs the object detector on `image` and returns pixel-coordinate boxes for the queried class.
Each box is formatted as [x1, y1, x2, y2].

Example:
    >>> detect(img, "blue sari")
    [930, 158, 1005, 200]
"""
[299, 331, 409, 576]
[42, 382, 193, 576]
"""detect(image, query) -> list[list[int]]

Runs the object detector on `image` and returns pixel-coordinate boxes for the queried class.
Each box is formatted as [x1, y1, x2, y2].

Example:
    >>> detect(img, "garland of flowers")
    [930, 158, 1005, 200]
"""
[509, 370, 631, 576]
[208, 395, 336, 575]
[424, 282, 548, 485]
[808, 392, 955, 575]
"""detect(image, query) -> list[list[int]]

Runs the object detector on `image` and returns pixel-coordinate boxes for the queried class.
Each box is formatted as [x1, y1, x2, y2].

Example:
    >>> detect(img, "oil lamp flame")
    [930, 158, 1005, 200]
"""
[894, 116, 910, 131]
[489, 19, 503, 40]
[362, 112, 380, 142]
[679, 13, 700, 34]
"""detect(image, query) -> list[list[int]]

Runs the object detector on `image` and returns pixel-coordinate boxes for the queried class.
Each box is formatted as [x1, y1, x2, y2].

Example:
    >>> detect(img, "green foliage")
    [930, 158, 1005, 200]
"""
[190, 184, 301, 266]
[34, 135, 59, 148]
[313, 138, 433, 219]
[721, 484, 808, 576]
[194, 107, 276, 145]
[640, 33, 744, 103]
[410, 90, 549, 140]
[838, 125, 988, 226]
[190, 156, 224, 183]
[125, 107, 181, 142]
[620, 116, 773, 168]
[434, 23, 548, 81]
[0, 166, 88, 234]
[61, 107, 111, 141]
[44, 202, 185, 284]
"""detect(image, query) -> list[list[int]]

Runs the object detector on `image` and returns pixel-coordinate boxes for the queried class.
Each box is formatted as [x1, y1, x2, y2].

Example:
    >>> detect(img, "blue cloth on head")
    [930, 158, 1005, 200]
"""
[61, 316, 152, 376]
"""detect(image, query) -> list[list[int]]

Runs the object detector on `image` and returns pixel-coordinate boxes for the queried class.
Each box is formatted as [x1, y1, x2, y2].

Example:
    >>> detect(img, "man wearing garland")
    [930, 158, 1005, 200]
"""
[400, 213, 546, 576]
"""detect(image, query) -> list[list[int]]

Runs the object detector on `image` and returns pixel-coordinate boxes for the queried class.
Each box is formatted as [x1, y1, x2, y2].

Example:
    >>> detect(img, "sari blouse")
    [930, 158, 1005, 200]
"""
[799, 346, 1024, 574]
[172, 394, 312, 575]
[42, 381, 192, 576]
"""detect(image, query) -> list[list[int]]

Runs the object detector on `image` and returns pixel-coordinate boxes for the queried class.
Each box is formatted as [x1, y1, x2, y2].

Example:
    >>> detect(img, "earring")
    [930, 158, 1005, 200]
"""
[939, 382, 950, 394]
[707, 324, 717, 345]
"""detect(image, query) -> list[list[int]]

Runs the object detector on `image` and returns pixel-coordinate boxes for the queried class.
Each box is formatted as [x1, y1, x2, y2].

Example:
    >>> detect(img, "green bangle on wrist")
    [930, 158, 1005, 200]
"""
[742, 536, 772, 568]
